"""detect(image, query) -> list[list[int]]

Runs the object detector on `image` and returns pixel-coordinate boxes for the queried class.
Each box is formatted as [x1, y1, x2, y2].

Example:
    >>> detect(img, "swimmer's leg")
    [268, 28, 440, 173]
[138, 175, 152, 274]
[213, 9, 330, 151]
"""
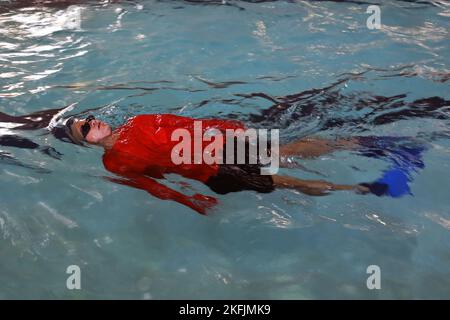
[279, 135, 423, 159]
[279, 136, 358, 158]
[272, 174, 367, 196]
[278, 136, 427, 197]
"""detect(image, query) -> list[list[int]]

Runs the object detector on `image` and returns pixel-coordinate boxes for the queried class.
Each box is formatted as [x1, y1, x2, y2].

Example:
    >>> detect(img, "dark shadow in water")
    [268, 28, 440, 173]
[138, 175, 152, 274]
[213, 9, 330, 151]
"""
[0, 106, 84, 171]
[0, 108, 64, 130]
[0, 135, 39, 149]
[246, 92, 449, 130]
[193, 76, 249, 89]
[0, 150, 51, 173]
[234, 75, 450, 137]
[0, 108, 65, 161]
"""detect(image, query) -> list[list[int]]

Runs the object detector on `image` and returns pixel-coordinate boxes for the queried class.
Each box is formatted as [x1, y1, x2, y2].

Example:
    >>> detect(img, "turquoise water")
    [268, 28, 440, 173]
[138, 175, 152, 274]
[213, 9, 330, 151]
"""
[1, 0, 449, 299]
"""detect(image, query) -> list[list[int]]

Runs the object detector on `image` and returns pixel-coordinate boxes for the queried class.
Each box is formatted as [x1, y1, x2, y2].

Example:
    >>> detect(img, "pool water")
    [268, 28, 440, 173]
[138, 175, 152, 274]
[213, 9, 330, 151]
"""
[0, 0, 449, 299]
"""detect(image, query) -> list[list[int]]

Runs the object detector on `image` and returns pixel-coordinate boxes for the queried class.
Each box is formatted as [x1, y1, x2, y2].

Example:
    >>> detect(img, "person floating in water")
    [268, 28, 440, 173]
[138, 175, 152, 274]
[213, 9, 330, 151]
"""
[62, 113, 425, 214]
[0, 108, 426, 214]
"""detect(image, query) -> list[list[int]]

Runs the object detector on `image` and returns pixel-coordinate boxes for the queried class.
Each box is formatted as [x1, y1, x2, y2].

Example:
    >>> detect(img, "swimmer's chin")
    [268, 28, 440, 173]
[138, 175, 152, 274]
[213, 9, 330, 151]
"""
[94, 131, 118, 149]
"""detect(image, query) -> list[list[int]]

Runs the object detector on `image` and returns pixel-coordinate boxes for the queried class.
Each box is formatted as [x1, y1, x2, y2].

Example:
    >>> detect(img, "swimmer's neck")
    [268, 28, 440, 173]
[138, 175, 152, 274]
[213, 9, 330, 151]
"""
[97, 132, 120, 150]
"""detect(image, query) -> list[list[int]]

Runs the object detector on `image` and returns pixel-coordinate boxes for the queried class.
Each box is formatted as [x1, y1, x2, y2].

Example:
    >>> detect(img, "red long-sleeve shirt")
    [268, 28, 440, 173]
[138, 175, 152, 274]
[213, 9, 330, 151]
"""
[102, 114, 245, 214]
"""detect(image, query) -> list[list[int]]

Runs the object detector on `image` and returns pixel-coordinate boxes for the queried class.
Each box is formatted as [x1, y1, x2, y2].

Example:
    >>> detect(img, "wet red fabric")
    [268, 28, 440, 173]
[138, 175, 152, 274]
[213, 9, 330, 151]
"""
[102, 114, 245, 214]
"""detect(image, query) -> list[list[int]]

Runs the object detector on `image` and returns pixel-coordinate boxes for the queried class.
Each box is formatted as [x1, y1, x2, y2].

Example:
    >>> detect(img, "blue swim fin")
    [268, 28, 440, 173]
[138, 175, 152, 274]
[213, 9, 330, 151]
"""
[357, 136, 426, 198]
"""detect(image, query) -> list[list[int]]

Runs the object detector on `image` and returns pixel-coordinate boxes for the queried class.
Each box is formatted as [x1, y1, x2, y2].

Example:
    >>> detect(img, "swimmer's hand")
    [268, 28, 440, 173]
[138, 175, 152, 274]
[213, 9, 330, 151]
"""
[187, 194, 218, 215]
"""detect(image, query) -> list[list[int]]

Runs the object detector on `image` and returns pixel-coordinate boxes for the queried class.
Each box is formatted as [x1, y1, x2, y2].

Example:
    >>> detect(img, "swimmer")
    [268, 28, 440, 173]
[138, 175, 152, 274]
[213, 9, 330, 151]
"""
[1, 107, 425, 214]
[60, 113, 426, 214]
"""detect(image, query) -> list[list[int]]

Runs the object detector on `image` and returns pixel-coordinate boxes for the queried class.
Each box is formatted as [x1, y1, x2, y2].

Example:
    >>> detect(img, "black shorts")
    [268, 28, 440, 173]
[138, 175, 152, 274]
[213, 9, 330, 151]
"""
[204, 138, 275, 195]
[205, 163, 275, 194]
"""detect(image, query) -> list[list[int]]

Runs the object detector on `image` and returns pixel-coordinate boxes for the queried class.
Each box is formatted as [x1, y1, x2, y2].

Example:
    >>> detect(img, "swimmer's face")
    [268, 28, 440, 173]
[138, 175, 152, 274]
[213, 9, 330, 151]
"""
[70, 116, 112, 144]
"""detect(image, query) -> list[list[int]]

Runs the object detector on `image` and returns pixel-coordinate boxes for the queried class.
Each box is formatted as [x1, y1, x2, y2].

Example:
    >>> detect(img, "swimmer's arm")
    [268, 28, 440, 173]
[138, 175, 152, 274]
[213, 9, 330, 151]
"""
[105, 175, 217, 215]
